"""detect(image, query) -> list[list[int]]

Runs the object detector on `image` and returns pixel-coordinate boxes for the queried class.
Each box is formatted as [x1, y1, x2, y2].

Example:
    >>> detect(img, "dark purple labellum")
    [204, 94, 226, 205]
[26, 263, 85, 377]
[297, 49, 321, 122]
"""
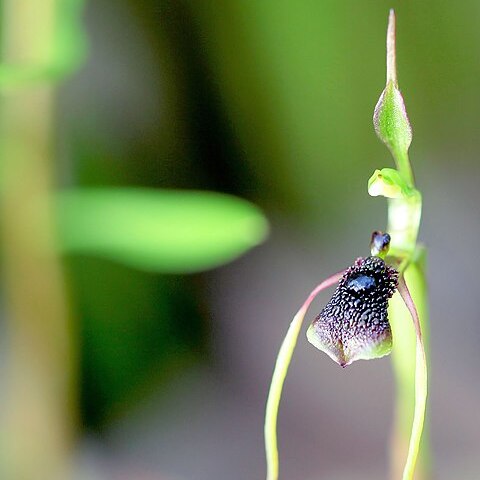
[307, 256, 398, 367]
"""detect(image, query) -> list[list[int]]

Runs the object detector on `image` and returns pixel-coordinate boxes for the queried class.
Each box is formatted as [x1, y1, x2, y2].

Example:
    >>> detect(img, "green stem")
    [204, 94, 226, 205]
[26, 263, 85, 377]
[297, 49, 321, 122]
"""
[0, 1, 79, 478]
[386, 195, 421, 258]
[374, 11, 430, 479]
[264, 272, 345, 480]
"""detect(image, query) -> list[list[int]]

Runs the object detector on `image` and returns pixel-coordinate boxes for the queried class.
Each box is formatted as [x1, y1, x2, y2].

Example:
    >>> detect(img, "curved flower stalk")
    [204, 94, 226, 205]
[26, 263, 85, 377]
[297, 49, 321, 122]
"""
[264, 271, 345, 480]
[264, 9, 429, 480]
[397, 277, 428, 480]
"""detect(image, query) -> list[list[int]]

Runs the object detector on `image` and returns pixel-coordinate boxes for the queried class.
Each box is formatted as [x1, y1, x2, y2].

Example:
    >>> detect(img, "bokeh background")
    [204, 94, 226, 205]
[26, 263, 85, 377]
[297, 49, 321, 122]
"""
[2, 0, 480, 479]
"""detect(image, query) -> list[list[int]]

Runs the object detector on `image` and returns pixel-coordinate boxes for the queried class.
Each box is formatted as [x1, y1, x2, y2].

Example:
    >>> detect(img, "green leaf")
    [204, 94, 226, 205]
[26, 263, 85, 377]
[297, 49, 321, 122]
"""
[57, 188, 268, 273]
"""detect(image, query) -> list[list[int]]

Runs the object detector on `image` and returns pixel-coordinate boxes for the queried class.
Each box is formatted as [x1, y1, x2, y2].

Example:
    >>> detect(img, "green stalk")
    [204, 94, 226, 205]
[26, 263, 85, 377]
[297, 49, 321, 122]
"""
[264, 272, 345, 480]
[0, 1, 84, 478]
[371, 10, 430, 480]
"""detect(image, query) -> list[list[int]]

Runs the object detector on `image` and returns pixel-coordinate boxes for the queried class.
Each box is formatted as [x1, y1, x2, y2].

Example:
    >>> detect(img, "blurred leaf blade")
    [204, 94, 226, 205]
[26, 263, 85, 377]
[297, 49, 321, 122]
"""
[57, 188, 268, 273]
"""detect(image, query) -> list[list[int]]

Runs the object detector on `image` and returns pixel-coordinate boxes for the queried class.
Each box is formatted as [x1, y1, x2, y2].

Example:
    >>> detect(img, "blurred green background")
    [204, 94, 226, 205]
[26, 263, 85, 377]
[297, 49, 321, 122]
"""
[1, 1, 480, 479]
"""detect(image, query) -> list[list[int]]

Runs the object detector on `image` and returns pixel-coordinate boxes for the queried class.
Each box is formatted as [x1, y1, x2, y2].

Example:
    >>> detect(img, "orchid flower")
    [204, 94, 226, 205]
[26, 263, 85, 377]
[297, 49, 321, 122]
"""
[264, 10, 429, 480]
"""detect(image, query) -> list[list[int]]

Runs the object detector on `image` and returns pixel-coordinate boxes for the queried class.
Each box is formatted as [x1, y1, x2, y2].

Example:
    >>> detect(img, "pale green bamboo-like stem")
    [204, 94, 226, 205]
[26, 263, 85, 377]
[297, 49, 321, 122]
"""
[0, 1, 76, 479]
